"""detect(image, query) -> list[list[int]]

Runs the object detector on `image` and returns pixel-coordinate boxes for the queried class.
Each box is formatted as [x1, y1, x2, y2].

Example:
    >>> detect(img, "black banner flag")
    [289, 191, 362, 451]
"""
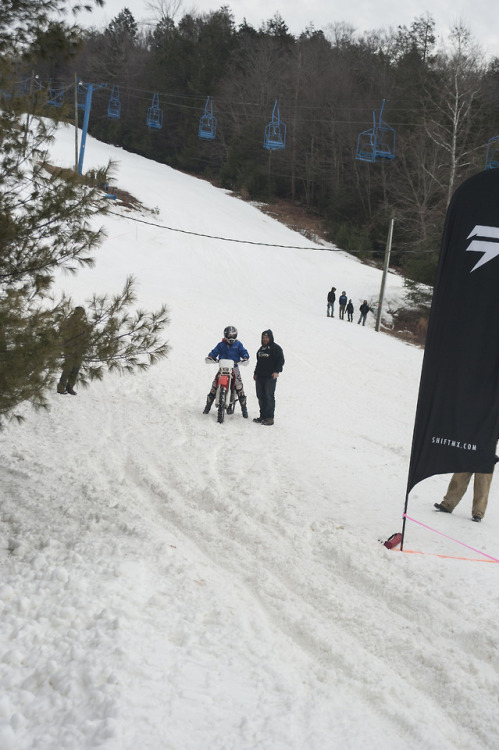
[407, 168, 499, 496]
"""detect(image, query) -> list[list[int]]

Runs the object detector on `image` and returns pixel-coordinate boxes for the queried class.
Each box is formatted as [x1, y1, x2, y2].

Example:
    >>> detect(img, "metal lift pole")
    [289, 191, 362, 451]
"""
[78, 83, 94, 175]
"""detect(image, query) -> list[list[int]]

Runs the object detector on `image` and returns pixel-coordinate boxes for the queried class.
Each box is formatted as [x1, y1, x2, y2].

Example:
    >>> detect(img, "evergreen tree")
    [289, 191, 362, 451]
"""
[0, 0, 169, 426]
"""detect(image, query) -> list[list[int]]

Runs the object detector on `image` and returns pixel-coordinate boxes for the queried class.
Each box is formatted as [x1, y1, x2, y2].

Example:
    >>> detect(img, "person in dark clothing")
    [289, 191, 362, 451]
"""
[358, 300, 370, 326]
[346, 299, 354, 322]
[57, 306, 91, 395]
[253, 330, 284, 426]
[339, 292, 347, 320]
[327, 287, 336, 317]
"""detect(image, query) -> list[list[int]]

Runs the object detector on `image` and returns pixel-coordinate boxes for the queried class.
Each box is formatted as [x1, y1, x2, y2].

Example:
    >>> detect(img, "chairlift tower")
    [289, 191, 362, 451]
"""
[77, 81, 107, 174]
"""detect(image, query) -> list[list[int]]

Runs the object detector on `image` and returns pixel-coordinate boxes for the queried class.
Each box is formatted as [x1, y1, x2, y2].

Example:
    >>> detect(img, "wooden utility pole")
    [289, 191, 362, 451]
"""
[375, 217, 395, 332]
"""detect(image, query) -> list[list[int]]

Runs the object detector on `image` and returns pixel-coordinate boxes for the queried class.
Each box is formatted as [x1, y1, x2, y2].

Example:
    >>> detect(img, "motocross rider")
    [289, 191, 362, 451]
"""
[203, 326, 249, 417]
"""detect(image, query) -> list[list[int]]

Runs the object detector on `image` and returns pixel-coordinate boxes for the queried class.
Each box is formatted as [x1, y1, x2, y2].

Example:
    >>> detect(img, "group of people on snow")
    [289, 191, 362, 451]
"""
[327, 287, 371, 325]
[203, 326, 284, 426]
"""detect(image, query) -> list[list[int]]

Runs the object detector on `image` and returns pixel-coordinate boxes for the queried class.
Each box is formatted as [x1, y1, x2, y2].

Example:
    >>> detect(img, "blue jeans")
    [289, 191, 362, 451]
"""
[358, 313, 367, 326]
[327, 303, 334, 316]
[255, 377, 277, 419]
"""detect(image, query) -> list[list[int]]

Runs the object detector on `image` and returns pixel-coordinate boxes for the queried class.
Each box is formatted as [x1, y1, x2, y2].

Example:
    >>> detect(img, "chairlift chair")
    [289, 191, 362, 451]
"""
[264, 100, 286, 150]
[14, 78, 29, 97]
[107, 85, 121, 119]
[47, 80, 65, 107]
[356, 99, 395, 163]
[198, 96, 217, 140]
[485, 136, 499, 170]
[147, 93, 163, 130]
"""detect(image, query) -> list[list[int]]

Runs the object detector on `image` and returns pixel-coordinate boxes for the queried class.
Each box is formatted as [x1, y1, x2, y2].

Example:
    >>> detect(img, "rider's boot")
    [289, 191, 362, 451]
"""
[203, 391, 215, 414]
[239, 393, 248, 419]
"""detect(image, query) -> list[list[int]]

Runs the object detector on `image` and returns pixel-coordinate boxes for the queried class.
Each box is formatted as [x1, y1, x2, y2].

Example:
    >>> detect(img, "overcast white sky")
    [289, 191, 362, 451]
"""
[80, 0, 498, 57]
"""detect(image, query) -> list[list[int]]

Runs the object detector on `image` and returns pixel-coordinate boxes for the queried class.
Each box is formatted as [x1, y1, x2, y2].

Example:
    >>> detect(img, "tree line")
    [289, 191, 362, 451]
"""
[18, 5, 498, 286]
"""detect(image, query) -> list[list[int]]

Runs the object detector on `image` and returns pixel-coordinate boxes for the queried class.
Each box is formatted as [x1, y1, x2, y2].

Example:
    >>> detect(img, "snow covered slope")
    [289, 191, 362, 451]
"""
[0, 124, 497, 750]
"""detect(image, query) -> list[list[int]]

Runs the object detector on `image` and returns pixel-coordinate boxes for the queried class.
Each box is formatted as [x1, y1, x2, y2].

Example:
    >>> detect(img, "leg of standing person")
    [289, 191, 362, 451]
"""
[471, 473, 493, 520]
[255, 377, 265, 420]
[58, 355, 80, 394]
[261, 377, 276, 424]
[255, 377, 276, 423]
[58, 358, 72, 392]
[264, 377, 276, 419]
[439, 472, 473, 512]
[66, 354, 83, 393]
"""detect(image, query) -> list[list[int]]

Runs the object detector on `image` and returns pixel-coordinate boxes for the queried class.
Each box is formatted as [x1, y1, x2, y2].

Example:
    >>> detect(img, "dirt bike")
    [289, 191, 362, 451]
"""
[206, 358, 248, 423]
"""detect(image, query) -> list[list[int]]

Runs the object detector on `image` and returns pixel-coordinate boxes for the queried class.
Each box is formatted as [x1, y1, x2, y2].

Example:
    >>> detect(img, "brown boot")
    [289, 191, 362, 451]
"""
[57, 383, 66, 394]
[66, 386, 77, 395]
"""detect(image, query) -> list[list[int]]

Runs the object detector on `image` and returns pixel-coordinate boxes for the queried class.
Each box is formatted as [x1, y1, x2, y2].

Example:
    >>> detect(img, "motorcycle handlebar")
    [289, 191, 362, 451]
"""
[205, 358, 250, 366]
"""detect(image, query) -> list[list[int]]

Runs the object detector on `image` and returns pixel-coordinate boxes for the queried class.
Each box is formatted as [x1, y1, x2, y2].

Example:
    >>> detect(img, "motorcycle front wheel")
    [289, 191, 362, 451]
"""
[217, 386, 227, 423]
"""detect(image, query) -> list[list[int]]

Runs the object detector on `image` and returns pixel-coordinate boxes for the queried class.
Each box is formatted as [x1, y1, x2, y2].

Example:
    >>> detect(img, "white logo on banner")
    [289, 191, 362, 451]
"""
[466, 225, 499, 271]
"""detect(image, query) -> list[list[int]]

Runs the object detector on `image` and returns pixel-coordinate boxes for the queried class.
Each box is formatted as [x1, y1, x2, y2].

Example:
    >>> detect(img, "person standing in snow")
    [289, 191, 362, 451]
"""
[358, 300, 370, 326]
[346, 299, 354, 322]
[434, 472, 495, 522]
[253, 330, 285, 426]
[339, 291, 347, 320]
[57, 306, 91, 396]
[203, 326, 249, 417]
[327, 287, 336, 317]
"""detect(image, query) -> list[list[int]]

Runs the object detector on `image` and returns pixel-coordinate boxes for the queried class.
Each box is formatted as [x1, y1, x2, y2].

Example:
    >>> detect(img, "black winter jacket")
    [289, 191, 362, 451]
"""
[254, 329, 285, 378]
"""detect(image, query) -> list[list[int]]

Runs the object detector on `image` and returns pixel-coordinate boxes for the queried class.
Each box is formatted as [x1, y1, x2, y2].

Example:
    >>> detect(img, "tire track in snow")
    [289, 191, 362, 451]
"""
[118, 396, 499, 750]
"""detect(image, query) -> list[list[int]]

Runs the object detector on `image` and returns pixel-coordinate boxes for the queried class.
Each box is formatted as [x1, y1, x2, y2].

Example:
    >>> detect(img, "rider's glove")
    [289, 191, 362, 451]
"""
[205, 356, 216, 363]
[240, 358, 249, 366]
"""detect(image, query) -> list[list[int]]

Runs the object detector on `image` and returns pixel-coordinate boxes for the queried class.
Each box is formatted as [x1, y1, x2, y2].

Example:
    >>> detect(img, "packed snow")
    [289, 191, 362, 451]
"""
[0, 124, 498, 750]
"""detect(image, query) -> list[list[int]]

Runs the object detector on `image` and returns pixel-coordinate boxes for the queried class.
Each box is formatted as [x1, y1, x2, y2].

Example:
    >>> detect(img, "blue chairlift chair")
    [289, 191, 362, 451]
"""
[484, 136, 499, 170]
[108, 86, 121, 119]
[14, 78, 29, 97]
[147, 93, 163, 129]
[198, 96, 217, 140]
[47, 80, 65, 107]
[356, 99, 396, 163]
[264, 100, 286, 150]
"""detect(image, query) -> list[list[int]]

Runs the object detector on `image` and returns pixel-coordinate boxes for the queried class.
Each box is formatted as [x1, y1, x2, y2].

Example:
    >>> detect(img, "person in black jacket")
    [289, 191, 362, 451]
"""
[253, 330, 284, 426]
[346, 299, 354, 322]
[327, 287, 336, 317]
[358, 300, 370, 326]
[339, 291, 347, 319]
